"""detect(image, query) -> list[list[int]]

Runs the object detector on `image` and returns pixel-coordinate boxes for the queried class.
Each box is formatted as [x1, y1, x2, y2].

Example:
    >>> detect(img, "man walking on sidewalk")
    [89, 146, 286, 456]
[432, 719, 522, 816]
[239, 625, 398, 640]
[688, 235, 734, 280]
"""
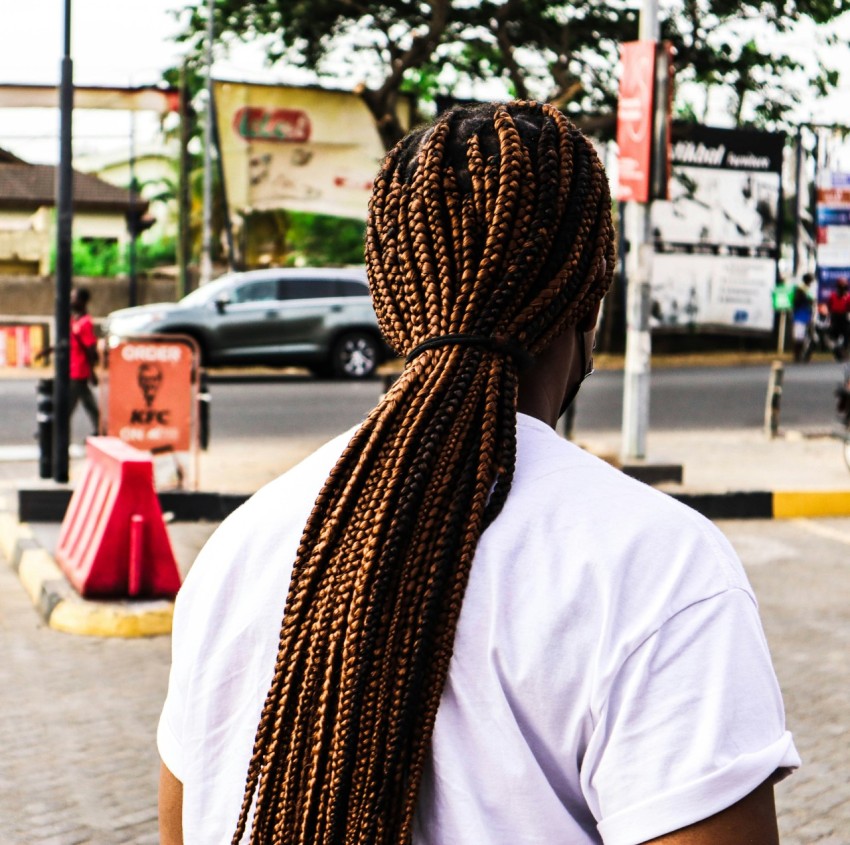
[827, 276, 850, 361]
[36, 286, 100, 434]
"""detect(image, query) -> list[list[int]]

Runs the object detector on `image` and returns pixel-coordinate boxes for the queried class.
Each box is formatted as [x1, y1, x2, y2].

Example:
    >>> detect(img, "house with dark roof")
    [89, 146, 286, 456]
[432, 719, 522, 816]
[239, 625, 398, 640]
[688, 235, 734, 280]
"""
[0, 148, 146, 275]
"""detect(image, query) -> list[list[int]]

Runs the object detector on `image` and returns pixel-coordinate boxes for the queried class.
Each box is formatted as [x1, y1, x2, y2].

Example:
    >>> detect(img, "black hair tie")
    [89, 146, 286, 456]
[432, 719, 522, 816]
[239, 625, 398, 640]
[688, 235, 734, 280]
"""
[405, 334, 534, 370]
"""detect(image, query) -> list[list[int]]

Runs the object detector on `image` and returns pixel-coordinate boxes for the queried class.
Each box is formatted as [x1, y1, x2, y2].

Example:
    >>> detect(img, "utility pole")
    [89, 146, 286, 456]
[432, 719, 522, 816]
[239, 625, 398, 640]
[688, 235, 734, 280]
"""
[128, 109, 138, 307]
[792, 125, 803, 278]
[199, 0, 215, 285]
[620, 0, 660, 462]
[178, 61, 191, 298]
[53, 0, 74, 484]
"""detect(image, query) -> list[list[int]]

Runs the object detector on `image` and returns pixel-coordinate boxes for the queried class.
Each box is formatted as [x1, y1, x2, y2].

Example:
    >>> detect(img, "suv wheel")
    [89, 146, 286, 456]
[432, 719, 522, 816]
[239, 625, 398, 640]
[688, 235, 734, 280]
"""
[332, 332, 379, 379]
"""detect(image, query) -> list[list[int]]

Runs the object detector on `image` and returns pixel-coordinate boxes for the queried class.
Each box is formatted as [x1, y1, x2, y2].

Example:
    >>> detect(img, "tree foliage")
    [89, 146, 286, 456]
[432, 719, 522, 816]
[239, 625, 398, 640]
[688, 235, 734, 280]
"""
[50, 237, 177, 278]
[175, 0, 847, 145]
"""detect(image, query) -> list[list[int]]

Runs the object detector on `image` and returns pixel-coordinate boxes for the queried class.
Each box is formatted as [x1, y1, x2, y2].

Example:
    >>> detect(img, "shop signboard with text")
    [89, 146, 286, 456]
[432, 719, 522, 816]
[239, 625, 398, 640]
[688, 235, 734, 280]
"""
[816, 173, 850, 301]
[649, 123, 785, 332]
[102, 335, 199, 488]
[214, 80, 414, 221]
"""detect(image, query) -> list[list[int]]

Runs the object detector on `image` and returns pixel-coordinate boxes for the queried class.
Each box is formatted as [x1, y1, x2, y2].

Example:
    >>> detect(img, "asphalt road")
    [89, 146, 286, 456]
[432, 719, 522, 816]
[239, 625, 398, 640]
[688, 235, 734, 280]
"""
[1, 360, 847, 449]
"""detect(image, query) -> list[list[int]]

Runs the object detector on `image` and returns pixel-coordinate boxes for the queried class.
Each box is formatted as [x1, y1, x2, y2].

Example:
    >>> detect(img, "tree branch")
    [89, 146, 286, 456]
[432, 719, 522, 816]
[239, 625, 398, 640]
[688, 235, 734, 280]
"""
[493, 0, 530, 100]
[360, 0, 451, 148]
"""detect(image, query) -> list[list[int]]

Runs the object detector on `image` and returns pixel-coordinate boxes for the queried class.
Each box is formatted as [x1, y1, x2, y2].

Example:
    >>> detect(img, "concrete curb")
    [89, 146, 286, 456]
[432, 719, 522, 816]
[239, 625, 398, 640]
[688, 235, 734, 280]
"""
[13, 480, 850, 525]
[5, 482, 850, 640]
[0, 509, 174, 638]
[17, 487, 249, 523]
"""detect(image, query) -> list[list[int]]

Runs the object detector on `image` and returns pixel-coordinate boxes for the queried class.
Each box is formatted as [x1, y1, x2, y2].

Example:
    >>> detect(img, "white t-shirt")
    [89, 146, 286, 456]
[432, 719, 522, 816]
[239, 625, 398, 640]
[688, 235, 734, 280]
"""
[158, 413, 799, 845]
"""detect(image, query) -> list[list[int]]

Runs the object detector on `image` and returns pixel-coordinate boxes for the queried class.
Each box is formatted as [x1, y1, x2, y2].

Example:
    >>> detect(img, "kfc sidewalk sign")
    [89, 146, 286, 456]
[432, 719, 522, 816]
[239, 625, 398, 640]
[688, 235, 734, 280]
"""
[101, 335, 200, 489]
[616, 40, 674, 203]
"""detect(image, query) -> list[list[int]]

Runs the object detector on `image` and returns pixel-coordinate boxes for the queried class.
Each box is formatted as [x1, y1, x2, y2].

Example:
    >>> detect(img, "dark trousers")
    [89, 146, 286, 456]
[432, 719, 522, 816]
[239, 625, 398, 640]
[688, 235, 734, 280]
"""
[69, 378, 100, 434]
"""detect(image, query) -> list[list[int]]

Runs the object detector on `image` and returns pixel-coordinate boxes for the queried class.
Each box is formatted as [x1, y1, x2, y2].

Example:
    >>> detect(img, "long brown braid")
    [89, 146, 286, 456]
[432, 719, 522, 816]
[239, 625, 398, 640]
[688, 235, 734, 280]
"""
[233, 101, 615, 844]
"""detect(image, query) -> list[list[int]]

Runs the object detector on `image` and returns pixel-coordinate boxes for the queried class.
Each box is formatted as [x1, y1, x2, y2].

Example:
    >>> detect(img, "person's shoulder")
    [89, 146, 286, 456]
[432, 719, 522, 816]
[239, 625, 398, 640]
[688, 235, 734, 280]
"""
[511, 414, 748, 591]
[177, 429, 352, 597]
[514, 414, 668, 507]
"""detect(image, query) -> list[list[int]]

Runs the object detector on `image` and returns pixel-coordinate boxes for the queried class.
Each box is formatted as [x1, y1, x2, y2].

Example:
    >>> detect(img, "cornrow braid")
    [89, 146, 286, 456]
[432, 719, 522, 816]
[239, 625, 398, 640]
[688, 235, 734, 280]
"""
[234, 100, 615, 844]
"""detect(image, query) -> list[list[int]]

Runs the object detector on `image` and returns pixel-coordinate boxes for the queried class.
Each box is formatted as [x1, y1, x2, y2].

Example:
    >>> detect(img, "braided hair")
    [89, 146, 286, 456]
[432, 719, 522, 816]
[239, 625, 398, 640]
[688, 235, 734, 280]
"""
[233, 101, 615, 844]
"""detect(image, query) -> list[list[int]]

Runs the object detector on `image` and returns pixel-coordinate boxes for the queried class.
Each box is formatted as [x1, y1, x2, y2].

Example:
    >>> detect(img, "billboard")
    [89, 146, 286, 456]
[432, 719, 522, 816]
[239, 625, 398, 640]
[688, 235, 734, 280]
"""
[816, 175, 850, 301]
[649, 124, 785, 332]
[213, 80, 414, 221]
[0, 323, 47, 367]
[103, 337, 197, 453]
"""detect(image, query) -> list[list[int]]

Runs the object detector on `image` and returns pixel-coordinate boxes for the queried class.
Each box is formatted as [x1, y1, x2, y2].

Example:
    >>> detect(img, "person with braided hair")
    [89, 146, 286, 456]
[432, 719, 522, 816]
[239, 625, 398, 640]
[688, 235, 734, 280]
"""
[158, 101, 797, 845]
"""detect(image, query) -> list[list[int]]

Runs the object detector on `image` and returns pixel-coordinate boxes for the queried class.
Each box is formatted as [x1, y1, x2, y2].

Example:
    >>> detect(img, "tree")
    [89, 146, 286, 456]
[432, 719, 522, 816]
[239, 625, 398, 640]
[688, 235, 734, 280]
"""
[663, 0, 846, 128]
[176, 0, 847, 150]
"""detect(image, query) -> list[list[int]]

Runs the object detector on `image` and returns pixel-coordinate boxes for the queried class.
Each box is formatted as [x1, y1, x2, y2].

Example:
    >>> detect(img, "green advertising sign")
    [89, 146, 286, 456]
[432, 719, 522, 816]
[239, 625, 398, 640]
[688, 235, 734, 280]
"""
[772, 285, 793, 311]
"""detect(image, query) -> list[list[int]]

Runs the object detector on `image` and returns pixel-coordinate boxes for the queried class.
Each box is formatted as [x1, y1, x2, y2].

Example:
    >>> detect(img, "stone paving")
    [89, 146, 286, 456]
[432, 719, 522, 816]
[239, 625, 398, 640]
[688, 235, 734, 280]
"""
[720, 518, 850, 845]
[2, 413, 850, 844]
[1, 516, 848, 843]
[0, 557, 170, 844]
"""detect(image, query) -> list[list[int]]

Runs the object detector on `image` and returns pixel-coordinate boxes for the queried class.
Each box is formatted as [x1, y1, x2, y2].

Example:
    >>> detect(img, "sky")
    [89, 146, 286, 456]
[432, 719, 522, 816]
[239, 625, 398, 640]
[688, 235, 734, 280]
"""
[1, 0, 850, 167]
[0, 0, 290, 164]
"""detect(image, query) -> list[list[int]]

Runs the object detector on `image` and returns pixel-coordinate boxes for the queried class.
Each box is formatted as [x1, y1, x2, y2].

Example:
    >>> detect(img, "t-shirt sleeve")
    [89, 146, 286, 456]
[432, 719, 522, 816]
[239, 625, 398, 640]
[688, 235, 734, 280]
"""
[156, 530, 224, 784]
[581, 587, 800, 845]
[157, 583, 193, 782]
[77, 315, 97, 349]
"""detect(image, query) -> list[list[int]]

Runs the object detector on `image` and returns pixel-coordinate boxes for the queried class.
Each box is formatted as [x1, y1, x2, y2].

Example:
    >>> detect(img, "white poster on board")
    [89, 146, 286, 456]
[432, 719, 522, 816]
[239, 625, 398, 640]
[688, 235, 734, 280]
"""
[649, 125, 785, 332]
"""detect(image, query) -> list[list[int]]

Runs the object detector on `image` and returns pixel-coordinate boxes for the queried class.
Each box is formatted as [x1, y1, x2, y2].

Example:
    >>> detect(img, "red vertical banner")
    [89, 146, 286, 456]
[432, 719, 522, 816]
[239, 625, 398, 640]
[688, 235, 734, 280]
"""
[16, 326, 30, 366]
[616, 40, 657, 203]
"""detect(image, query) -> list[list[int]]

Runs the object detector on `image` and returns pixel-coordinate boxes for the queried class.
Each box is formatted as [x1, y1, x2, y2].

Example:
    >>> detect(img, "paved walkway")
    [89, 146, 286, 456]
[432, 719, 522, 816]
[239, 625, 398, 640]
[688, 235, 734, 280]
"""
[2, 424, 849, 842]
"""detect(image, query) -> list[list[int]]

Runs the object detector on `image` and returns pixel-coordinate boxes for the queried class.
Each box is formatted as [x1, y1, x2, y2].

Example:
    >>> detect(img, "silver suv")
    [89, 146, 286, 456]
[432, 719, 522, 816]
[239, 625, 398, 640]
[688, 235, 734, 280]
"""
[103, 267, 390, 378]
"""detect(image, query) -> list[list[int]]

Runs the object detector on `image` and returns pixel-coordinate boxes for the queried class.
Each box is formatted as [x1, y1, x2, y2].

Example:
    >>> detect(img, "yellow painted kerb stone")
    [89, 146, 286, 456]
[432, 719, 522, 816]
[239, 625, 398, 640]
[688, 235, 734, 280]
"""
[0, 513, 33, 561]
[49, 601, 174, 638]
[773, 491, 850, 519]
[18, 548, 63, 605]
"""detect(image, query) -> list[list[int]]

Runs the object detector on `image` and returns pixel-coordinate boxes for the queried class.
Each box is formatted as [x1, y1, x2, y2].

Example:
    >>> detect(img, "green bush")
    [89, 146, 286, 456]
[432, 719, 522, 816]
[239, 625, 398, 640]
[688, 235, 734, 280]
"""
[284, 212, 366, 267]
[51, 236, 177, 277]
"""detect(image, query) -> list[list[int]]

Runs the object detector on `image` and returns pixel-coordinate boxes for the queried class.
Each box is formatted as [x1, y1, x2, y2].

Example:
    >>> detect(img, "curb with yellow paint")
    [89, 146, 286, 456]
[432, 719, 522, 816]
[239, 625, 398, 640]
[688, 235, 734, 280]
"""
[772, 491, 850, 519]
[1, 509, 174, 638]
[5, 480, 850, 639]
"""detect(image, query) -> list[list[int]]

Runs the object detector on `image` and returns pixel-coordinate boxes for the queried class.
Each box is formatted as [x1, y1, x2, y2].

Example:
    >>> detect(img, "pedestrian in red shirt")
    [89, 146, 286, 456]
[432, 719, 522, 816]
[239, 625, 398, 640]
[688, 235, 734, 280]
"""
[827, 277, 850, 361]
[36, 286, 100, 434]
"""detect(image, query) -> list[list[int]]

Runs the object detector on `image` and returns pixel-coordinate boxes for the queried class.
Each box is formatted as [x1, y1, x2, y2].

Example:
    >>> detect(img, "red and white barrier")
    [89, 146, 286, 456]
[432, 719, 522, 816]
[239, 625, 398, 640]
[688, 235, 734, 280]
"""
[55, 437, 182, 599]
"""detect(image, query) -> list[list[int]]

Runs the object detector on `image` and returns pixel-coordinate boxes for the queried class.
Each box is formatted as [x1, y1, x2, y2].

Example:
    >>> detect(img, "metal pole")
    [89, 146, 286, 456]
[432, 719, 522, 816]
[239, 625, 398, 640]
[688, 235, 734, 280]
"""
[792, 125, 804, 278]
[210, 91, 238, 270]
[128, 109, 138, 307]
[621, 208, 652, 458]
[53, 0, 74, 484]
[199, 0, 215, 285]
[764, 361, 784, 438]
[178, 61, 191, 298]
[620, 0, 659, 461]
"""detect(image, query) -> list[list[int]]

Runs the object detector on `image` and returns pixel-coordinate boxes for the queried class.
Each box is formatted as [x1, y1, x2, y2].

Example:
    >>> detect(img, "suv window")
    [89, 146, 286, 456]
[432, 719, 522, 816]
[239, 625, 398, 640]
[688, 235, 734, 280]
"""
[280, 279, 365, 300]
[337, 279, 369, 297]
[230, 279, 280, 303]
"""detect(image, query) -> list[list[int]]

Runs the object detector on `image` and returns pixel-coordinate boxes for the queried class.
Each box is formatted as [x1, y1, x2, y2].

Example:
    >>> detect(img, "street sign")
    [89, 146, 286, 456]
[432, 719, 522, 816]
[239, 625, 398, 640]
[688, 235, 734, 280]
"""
[772, 285, 793, 311]
[101, 334, 200, 489]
